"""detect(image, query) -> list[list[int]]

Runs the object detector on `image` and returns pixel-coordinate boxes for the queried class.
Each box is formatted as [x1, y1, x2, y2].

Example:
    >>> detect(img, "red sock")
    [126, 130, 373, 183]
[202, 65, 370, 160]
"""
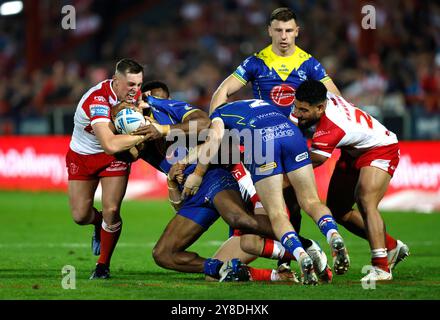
[248, 267, 273, 281]
[97, 222, 122, 266]
[385, 233, 398, 251]
[372, 257, 389, 272]
[261, 238, 295, 261]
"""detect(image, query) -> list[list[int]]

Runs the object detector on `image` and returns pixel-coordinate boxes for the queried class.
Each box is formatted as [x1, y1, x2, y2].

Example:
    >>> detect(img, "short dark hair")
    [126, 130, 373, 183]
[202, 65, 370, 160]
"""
[115, 58, 144, 76]
[269, 7, 297, 25]
[295, 80, 327, 106]
[141, 80, 170, 97]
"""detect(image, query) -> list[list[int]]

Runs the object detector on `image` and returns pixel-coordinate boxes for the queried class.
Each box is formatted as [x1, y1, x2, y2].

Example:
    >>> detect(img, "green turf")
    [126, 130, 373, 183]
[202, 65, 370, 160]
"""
[0, 191, 439, 300]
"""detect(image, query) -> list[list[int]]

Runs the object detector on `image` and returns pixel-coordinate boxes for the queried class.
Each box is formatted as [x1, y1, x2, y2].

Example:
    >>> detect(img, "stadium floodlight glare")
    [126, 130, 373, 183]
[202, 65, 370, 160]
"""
[0, 1, 23, 16]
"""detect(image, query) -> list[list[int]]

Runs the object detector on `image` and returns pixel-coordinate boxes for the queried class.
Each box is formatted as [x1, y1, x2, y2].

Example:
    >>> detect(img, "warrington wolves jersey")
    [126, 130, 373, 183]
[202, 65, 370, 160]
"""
[232, 45, 330, 117]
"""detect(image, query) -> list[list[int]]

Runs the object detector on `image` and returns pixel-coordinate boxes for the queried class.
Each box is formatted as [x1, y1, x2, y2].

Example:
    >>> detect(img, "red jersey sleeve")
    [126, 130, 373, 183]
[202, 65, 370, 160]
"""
[311, 114, 345, 158]
[84, 95, 112, 125]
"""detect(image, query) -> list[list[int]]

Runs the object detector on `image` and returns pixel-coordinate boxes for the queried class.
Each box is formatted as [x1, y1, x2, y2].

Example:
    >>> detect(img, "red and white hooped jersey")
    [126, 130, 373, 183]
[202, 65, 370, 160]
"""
[311, 92, 398, 159]
[69, 80, 119, 155]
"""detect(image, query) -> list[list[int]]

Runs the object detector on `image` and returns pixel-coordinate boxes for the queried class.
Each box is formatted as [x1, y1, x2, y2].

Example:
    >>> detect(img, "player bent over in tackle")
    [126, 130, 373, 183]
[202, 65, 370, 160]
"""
[183, 99, 350, 285]
[293, 80, 410, 282]
[123, 81, 292, 282]
[66, 58, 148, 279]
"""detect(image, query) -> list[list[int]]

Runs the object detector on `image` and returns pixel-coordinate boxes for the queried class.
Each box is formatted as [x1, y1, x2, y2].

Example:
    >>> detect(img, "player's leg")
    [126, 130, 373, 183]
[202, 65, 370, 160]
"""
[255, 174, 317, 285]
[68, 179, 100, 225]
[327, 162, 405, 270]
[286, 164, 350, 275]
[152, 214, 207, 273]
[67, 179, 103, 256]
[90, 175, 128, 279]
[356, 166, 393, 280]
[213, 189, 275, 239]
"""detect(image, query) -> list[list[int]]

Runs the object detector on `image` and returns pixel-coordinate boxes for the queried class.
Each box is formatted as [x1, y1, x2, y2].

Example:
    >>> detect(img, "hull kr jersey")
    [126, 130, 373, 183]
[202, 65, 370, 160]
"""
[70, 79, 140, 155]
[311, 92, 398, 159]
[232, 45, 330, 117]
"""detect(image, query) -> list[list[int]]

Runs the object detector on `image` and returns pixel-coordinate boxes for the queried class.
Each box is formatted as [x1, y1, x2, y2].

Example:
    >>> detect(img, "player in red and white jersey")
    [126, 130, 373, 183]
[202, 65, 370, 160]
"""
[66, 58, 148, 280]
[293, 80, 410, 282]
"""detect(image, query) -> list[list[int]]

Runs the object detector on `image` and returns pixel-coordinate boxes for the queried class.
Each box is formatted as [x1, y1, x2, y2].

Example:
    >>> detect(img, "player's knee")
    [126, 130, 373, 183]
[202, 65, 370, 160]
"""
[355, 192, 376, 213]
[71, 208, 93, 225]
[152, 245, 173, 269]
[240, 235, 259, 255]
[102, 205, 121, 218]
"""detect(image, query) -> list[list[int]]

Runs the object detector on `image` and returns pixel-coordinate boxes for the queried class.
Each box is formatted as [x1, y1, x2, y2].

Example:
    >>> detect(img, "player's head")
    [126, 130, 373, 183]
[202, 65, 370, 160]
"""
[142, 80, 170, 99]
[112, 58, 144, 102]
[294, 80, 328, 130]
[268, 7, 299, 55]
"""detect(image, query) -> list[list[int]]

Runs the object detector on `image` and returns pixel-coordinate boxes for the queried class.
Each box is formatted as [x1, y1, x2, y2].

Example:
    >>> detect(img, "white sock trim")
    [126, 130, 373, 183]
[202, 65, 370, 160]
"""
[102, 221, 122, 233]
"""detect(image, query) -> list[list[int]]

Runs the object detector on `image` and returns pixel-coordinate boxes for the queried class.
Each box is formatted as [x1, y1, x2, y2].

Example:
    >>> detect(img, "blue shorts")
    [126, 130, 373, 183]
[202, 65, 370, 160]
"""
[177, 167, 240, 229]
[244, 123, 312, 183]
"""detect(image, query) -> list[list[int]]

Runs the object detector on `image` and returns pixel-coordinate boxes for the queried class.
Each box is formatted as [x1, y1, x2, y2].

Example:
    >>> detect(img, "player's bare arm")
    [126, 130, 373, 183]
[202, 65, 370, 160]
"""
[209, 75, 245, 114]
[182, 119, 225, 198]
[93, 122, 145, 155]
[323, 79, 341, 96]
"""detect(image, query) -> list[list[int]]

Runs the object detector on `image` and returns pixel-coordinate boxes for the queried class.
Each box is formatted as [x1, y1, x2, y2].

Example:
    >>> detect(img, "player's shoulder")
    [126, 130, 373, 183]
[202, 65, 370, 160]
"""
[80, 79, 113, 106]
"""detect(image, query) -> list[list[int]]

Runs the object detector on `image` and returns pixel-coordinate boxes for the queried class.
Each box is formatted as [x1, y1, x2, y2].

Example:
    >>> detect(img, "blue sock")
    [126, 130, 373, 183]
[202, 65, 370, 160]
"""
[203, 258, 224, 279]
[281, 231, 305, 261]
[317, 215, 339, 242]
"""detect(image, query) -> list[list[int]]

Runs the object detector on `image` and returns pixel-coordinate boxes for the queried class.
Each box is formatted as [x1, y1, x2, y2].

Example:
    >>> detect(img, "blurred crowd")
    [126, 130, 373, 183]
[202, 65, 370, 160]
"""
[0, 0, 439, 137]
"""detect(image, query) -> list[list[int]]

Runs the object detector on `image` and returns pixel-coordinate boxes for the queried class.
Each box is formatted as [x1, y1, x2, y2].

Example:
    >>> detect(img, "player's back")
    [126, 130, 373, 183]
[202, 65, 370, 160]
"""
[313, 92, 398, 157]
[212, 99, 289, 130]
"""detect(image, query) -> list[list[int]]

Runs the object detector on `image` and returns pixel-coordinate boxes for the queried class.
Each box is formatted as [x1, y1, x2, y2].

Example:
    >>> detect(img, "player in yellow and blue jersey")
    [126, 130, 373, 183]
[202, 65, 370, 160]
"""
[209, 8, 340, 277]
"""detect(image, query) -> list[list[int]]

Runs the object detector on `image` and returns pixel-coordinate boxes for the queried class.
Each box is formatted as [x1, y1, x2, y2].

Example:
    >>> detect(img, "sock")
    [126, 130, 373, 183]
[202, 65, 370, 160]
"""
[248, 267, 272, 281]
[203, 258, 224, 279]
[261, 238, 296, 261]
[97, 220, 122, 266]
[385, 233, 398, 251]
[92, 208, 102, 226]
[317, 215, 339, 243]
[371, 248, 389, 272]
[281, 231, 306, 261]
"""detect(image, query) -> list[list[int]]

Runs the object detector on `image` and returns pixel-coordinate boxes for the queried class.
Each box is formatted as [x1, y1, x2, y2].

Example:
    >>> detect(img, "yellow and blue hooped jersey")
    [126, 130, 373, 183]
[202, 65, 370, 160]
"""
[232, 45, 331, 117]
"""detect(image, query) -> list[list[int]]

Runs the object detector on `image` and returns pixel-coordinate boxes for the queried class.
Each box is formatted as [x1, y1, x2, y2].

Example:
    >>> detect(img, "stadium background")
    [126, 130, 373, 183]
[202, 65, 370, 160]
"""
[0, 0, 439, 300]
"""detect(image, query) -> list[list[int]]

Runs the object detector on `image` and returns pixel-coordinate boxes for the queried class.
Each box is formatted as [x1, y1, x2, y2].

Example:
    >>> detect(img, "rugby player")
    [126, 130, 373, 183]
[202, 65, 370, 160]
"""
[183, 99, 351, 285]
[66, 58, 148, 279]
[293, 80, 410, 281]
[209, 7, 341, 262]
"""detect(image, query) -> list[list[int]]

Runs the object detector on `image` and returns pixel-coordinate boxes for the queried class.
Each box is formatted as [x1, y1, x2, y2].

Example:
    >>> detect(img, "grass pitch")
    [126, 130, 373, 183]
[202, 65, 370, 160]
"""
[0, 191, 439, 300]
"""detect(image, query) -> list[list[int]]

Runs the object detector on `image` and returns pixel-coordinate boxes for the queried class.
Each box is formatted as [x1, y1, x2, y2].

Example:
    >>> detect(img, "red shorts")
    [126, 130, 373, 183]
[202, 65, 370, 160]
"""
[66, 148, 130, 180]
[338, 143, 400, 177]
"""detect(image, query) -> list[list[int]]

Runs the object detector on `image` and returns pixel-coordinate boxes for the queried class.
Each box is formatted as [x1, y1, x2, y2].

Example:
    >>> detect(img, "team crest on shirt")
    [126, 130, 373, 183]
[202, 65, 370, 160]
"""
[270, 84, 296, 107]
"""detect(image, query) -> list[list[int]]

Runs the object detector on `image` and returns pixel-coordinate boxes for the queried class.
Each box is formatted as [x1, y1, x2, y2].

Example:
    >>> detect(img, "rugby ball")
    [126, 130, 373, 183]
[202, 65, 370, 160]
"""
[114, 108, 146, 134]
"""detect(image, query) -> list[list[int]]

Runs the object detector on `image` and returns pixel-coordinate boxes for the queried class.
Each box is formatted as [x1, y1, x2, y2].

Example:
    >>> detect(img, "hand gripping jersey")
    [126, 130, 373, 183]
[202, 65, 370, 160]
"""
[311, 92, 398, 159]
[232, 45, 330, 117]
[69, 79, 140, 155]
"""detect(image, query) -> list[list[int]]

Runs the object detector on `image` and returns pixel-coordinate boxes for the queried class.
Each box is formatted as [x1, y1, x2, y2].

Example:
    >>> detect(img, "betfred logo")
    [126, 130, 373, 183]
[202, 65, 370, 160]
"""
[270, 84, 296, 107]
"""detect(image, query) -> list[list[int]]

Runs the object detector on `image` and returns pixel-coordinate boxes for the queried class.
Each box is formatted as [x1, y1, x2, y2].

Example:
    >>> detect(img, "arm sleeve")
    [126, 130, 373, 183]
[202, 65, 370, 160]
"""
[307, 57, 331, 83]
[310, 123, 345, 158]
[232, 56, 256, 85]
[88, 99, 112, 125]
[147, 96, 199, 122]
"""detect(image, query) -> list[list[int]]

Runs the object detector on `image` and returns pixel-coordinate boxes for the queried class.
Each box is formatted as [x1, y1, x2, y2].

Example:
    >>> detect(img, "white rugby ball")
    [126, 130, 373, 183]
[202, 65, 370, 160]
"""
[114, 108, 146, 134]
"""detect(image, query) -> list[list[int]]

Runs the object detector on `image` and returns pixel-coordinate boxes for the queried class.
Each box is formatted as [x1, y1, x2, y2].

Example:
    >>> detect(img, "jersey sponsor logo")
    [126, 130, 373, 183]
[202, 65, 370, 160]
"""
[236, 66, 246, 77]
[295, 152, 309, 162]
[184, 105, 193, 110]
[257, 162, 277, 173]
[270, 84, 296, 107]
[94, 96, 106, 103]
[313, 130, 331, 138]
[90, 104, 110, 118]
